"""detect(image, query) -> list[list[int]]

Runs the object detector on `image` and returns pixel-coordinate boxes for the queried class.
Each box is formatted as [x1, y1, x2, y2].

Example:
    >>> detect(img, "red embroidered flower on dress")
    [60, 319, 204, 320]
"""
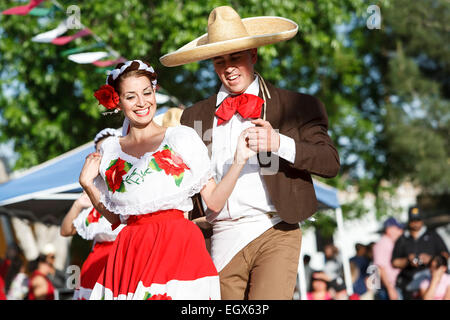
[149, 145, 190, 187]
[85, 208, 101, 226]
[145, 293, 172, 300]
[94, 84, 120, 110]
[105, 158, 132, 193]
[153, 148, 189, 176]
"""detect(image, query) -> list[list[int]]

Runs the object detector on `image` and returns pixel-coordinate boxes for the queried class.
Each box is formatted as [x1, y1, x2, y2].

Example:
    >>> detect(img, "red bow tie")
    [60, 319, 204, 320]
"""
[215, 93, 264, 125]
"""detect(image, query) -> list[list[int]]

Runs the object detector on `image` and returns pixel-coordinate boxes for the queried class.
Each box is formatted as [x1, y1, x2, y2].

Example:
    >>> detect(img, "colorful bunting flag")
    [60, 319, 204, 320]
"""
[2, 0, 45, 15]
[32, 19, 68, 43]
[60, 43, 106, 57]
[29, 5, 57, 17]
[3, 0, 129, 68]
[92, 57, 126, 67]
[67, 52, 109, 64]
[51, 28, 92, 45]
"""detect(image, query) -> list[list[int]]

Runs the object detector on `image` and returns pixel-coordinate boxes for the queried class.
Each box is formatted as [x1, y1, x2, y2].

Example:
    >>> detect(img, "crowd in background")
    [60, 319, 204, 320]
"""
[0, 243, 67, 300]
[301, 207, 450, 300]
[1, 207, 449, 300]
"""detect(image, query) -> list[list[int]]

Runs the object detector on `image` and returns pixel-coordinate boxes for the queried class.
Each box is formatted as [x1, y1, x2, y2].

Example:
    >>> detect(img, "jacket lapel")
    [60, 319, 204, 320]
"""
[200, 94, 217, 158]
[258, 80, 281, 130]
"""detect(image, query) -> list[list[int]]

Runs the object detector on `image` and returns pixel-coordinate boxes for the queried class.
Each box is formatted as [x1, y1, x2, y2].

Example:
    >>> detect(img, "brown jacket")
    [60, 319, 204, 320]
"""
[180, 81, 340, 224]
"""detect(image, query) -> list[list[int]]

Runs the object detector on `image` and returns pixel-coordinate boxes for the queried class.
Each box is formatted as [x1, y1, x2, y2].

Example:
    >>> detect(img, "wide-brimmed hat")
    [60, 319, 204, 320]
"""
[159, 6, 298, 67]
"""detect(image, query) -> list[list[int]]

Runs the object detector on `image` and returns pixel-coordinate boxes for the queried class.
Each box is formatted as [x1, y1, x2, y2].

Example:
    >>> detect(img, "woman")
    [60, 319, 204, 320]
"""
[307, 271, 333, 300]
[60, 128, 125, 300]
[79, 60, 255, 300]
[419, 255, 450, 300]
[27, 255, 55, 300]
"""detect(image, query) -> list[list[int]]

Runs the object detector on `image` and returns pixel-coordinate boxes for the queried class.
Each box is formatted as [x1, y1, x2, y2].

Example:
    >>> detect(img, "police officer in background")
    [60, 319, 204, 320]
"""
[392, 206, 449, 299]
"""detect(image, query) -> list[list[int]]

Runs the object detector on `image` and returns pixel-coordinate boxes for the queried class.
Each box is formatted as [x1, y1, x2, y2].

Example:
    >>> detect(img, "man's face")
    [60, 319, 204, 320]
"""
[408, 219, 423, 232]
[386, 226, 403, 241]
[212, 49, 257, 94]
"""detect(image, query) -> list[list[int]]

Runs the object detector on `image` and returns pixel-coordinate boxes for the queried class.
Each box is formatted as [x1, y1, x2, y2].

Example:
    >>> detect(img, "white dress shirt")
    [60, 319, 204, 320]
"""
[207, 75, 297, 272]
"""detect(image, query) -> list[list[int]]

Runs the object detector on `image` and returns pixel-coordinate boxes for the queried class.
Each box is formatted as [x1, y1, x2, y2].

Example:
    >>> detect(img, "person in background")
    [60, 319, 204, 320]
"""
[303, 254, 313, 292]
[5, 244, 29, 300]
[323, 244, 346, 298]
[162, 107, 184, 127]
[0, 249, 12, 300]
[27, 254, 55, 300]
[6, 264, 29, 300]
[392, 206, 449, 299]
[61, 128, 124, 300]
[373, 217, 404, 300]
[419, 255, 450, 300]
[41, 243, 65, 294]
[307, 271, 333, 300]
[350, 243, 370, 296]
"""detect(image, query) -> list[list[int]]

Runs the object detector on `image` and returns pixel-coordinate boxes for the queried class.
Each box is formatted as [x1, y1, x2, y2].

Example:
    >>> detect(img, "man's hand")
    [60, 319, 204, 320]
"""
[247, 119, 280, 152]
[418, 253, 432, 266]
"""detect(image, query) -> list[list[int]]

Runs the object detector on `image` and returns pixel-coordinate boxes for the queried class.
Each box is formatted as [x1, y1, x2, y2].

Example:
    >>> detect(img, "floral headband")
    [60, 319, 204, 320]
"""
[93, 60, 157, 113]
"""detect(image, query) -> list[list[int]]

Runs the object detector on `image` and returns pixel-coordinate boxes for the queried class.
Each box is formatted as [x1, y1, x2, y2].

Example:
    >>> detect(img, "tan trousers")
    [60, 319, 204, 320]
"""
[218, 222, 302, 300]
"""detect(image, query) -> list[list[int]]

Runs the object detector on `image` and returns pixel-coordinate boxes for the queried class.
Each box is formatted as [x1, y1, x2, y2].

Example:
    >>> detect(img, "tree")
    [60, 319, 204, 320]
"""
[347, 0, 450, 204]
[0, 0, 366, 172]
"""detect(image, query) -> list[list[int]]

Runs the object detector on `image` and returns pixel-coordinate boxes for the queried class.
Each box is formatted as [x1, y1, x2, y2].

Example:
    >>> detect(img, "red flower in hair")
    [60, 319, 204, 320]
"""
[94, 84, 119, 110]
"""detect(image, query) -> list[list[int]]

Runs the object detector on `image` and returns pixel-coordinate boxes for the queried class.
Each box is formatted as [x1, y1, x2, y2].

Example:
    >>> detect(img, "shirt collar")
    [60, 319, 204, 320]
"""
[404, 226, 427, 239]
[216, 74, 260, 107]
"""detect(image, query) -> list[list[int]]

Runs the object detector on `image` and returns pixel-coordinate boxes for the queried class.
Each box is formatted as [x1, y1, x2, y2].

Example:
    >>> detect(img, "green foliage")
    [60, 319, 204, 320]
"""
[302, 211, 338, 239]
[348, 0, 450, 198]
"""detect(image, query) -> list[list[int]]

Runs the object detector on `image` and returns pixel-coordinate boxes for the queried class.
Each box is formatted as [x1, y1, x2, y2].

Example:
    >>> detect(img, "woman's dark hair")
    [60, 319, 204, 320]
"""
[428, 255, 448, 269]
[27, 254, 48, 274]
[308, 271, 330, 292]
[4, 244, 26, 292]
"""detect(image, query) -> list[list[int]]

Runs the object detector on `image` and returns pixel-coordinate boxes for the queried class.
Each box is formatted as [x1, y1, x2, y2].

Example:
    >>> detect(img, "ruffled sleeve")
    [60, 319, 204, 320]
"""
[72, 206, 97, 240]
[72, 206, 124, 242]
[166, 125, 214, 192]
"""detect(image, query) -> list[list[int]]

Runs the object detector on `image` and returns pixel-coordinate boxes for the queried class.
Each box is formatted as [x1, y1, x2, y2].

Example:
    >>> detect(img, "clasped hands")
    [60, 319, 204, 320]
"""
[235, 119, 280, 164]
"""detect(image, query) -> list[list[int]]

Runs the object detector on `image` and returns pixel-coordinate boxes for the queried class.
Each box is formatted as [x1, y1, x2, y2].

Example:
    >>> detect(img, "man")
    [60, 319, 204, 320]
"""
[160, 6, 340, 299]
[373, 217, 404, 300]
[392, 206, 449, 300]
[350, 243, 370, 296]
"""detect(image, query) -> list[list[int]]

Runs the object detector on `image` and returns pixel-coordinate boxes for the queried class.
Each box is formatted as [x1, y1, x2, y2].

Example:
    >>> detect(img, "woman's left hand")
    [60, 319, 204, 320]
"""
[235, 129, 257, 164]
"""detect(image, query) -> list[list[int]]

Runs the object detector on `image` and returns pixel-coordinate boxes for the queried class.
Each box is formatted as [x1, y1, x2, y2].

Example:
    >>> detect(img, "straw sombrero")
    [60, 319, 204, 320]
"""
[159, 6, 298, 67]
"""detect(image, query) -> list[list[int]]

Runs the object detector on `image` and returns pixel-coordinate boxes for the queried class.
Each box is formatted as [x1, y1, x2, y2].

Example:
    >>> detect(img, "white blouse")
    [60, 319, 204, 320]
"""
[94, 125, 213, 222]
[72, 206, 124, 243]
